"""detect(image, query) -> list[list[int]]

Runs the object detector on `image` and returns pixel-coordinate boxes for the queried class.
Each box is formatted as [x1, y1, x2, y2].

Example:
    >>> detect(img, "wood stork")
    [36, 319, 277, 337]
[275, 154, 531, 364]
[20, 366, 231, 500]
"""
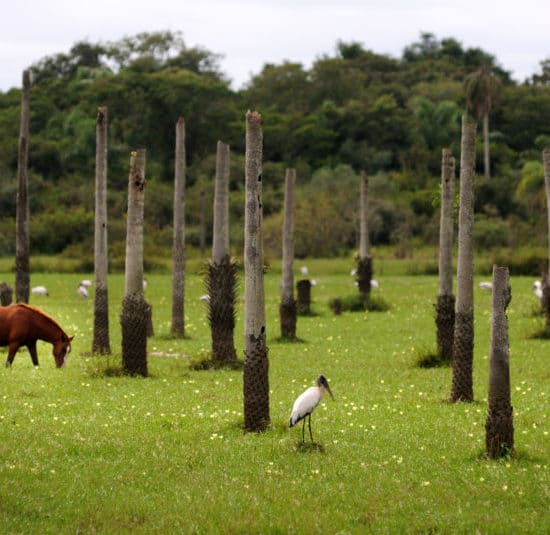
[289, 374, 334, 442]
[79, 279, 92, 288]
[534, 280, 543, 301]
[479, 281, 493, 290]
[31, 285, 49, 296]
[300, 265, 309, 276]
[77, 284, 89, 299]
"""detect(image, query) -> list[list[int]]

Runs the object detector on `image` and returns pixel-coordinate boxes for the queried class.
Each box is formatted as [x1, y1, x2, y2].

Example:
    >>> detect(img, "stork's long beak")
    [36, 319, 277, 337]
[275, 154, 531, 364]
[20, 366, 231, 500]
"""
[326, 384, 334, 400]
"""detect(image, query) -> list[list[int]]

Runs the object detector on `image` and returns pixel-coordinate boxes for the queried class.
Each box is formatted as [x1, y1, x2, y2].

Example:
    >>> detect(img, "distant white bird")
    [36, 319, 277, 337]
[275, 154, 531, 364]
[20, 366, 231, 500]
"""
[143, 278, 148, 290]
[370, 279, 379, 289]
[199, 294, 210, 303]
[31, 285, 48, 296]
[289, 374, 334, 443]
[300, 266, 309, 276]
[479, 281, 493, 290]
[79, 279, 92, 288]
[77, 284, 89, 299]
[350, 269, 357, 276]
[311, 279, 317, 286]
[534, 280, 543, 301]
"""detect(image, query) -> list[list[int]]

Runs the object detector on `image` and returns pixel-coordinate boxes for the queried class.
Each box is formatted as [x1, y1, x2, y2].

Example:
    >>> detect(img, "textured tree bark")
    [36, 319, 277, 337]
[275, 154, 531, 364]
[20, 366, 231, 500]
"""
[483, 113, 490, 179]
[121, 149, 148, 377]
[436, 149, 456, 361]
[451, 116, 477, 402]
[171, 117, 186, 337]
[243, 111, 270, 432]
[15, 70, 30, 304]
[0, 282, 13, 306]
[542, 148, 550, 330]
[485, 265, 514, 458]
[296, 279, 311, 315]
[92, 106, 111, 354]
[209, 140, 237, 363]
[280, 168, 297, 339]
[357, 172, 372, 298]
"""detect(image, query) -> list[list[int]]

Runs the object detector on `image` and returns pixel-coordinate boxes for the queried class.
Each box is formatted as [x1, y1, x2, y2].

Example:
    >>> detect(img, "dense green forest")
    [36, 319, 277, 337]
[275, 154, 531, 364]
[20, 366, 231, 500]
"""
[1, 31, 550, 271]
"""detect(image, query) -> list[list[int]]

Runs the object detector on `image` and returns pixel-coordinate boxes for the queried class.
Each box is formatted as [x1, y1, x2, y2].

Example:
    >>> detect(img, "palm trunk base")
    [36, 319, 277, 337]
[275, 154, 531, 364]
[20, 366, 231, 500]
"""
[280, 298, 297, 339]
[208, 256, 238, 364]
[243, 332, 270, 432]
[485, 405, 514, 458]
[121, 294, 148, 377]
[450, 311, 474, 402]
[0, 282, 13, 306]
[296, 280, 311, 315]
[92, 287, 111, 354]
[357, 256, 373, 296]
[436, 293, 455, 361]
[542, 278, 550, 331]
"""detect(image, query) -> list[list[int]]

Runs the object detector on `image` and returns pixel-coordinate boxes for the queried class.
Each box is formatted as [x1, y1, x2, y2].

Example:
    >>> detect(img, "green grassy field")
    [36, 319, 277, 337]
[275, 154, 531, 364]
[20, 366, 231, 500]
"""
[0, 258, 548, 534]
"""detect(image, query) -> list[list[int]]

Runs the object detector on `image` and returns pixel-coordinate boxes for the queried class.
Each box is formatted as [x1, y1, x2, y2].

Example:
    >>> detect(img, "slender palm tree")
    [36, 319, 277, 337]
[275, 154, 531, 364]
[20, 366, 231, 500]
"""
[280, 168, 297, 339]
[485, 265, 514, 458]
[208, 140, 237, 364]
[121, 149, 148, 377]
[15, 70, 30, 304]
[171, 117, 186, 337]
[450, 116, 477, 402]
[542, 148, 550, 330]
[243, 111, 270, 432]
[436, 149, 456, 361]
[465, 66, 499, 179]
[356, 171, 372, 298]
[92, 106, 111, 354]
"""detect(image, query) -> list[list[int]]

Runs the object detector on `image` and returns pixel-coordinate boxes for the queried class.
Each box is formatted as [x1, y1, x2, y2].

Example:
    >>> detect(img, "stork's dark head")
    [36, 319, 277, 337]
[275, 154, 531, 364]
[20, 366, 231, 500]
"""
[317, 374, 334, 400]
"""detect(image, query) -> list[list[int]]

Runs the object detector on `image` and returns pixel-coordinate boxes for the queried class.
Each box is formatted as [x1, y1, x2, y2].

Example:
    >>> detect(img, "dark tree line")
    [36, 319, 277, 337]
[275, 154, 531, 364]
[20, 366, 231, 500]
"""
[1, 31, 550, 263]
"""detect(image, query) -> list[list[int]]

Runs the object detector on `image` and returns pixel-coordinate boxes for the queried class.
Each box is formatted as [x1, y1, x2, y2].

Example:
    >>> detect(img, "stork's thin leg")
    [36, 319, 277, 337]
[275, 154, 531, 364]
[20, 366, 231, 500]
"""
[308, 414, 313, 442]
[301, 419, 306, 442]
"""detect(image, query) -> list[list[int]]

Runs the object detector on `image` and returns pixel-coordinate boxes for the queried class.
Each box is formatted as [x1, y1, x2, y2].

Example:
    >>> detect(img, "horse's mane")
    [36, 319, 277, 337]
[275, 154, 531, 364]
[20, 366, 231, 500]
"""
[17, 303, 67, 335]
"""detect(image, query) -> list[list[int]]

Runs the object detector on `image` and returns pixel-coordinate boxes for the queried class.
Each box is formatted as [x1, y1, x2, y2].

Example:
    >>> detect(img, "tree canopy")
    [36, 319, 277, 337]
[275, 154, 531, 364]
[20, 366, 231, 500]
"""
[1, 31, 550, 264]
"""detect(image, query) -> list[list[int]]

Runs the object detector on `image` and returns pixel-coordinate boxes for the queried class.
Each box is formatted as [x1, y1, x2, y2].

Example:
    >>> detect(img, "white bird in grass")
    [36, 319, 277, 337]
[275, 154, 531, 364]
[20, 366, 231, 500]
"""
[479, 281, 493, 290]
[77, 284, 89, 299]
[534, 280, 543, 301]
[199, 294, 210, 303]
[370, 279, 379, 289]
[300, 265, 309, 276]
[289, 374, 334, 443]
[31, 285, 49, 296]
[79, 279, 92, 288]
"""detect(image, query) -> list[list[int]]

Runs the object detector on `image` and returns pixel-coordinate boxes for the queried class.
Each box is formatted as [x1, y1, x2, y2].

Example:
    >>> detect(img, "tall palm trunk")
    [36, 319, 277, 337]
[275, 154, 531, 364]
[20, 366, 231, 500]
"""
[450, 116, 477, 402]
[356, 171, 372, 297]
[436, 149, 456, 361]
[92, 106, 111, 354]
[485, 265, 514, 458]
[121, 149, 148, 377]
[280, 168, 297, 339]
[243, 111, 270, 432]
[542, 148, 550, 330]
[15, 70, 30, 304]
[208, 140, 237, 363]
[171, 117, 186, 337]
[483, 113, 490, 179]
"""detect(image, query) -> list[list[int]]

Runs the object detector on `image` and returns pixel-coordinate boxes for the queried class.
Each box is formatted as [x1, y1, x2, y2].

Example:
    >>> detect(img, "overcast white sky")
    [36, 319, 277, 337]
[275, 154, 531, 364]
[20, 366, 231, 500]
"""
[1, 0, 548, 92]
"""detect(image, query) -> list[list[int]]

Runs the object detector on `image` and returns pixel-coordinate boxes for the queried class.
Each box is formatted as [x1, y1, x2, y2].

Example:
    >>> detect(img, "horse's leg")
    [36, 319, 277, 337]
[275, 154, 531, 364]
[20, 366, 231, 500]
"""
[27, 341, 39, 366]
[6, 342, 20, 367]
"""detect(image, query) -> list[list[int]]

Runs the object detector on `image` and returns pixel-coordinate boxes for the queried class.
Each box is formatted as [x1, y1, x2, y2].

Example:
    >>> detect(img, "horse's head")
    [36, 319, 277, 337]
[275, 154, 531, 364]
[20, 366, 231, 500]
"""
[53, 335, 74, 368]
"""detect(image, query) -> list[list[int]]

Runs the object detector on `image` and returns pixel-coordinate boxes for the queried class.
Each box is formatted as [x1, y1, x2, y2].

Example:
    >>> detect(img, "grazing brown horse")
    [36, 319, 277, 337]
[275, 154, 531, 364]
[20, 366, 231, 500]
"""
[0, 304, 73, 368]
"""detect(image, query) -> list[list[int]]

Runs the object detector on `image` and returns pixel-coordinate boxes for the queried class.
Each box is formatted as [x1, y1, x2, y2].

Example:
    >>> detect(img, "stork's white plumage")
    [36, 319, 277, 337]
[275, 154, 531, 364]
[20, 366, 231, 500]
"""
[79, 279, 92, 288]
[534, 280, 543, 301]
[77, 284, 89, 299]
[300, 265, 309, 276]
[479, 281, 493, 290]
[370, 279, 379, 289]
[289, 374, 334, 442]
[31, 285, 49, 296]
